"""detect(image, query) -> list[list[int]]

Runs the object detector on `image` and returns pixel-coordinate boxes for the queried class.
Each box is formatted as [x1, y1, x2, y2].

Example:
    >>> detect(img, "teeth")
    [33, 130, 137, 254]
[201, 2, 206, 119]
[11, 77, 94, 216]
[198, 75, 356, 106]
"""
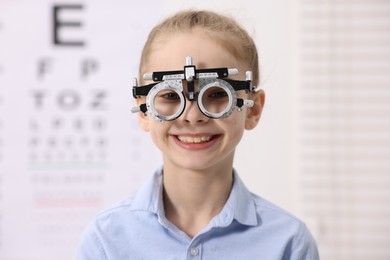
[178, 136, 212, 143]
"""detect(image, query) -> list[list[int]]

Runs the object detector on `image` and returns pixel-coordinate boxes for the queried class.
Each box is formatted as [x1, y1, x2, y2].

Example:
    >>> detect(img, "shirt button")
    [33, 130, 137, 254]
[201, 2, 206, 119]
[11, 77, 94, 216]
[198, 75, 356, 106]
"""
[190, 247, 199, 256]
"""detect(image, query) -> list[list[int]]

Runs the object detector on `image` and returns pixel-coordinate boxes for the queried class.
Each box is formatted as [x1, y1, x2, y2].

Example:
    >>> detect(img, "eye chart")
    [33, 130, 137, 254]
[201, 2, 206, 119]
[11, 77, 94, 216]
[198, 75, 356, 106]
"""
[0, 1, 162, 259]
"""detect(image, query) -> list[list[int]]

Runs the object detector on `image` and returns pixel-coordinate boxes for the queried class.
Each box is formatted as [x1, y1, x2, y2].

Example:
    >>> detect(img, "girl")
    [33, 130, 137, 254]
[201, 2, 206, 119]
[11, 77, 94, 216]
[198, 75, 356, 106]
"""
[77, 10, 319, 260]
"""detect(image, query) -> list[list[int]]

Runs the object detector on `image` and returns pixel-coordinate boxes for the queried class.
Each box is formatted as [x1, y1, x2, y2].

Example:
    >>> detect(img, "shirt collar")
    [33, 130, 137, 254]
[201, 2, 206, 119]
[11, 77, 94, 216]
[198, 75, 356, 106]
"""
[131, 168, 258, 227]
[213, 170, 258, 227]
[131, 167, 165, 214]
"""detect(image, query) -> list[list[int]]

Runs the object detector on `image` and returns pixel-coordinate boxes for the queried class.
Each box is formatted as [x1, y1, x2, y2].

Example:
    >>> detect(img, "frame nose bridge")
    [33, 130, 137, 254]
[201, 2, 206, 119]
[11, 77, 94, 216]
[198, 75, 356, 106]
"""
[182, 80, 200, 101]
[181, 92, 207, 121]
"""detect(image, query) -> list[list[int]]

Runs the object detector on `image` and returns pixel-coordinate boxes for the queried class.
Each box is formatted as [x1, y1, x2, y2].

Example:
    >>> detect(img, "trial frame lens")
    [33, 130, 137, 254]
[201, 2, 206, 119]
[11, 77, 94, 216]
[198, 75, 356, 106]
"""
[146, 80, 186, 122]
[197, 78, 237, 119]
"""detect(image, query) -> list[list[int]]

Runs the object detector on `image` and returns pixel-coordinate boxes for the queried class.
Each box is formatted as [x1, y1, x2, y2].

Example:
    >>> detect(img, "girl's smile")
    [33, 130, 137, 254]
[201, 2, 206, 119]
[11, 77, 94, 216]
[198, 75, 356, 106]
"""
[172, 133, 222, 150]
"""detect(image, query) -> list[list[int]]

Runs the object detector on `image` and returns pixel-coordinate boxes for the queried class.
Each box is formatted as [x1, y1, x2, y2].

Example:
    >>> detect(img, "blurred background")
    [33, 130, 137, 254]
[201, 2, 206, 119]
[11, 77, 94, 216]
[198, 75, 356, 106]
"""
[0, 0, 389, 259]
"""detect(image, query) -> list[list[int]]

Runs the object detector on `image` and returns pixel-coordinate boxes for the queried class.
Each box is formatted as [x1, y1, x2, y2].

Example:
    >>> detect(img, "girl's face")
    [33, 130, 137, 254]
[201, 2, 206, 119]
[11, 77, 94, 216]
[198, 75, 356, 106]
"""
[138, 29, 263, 173]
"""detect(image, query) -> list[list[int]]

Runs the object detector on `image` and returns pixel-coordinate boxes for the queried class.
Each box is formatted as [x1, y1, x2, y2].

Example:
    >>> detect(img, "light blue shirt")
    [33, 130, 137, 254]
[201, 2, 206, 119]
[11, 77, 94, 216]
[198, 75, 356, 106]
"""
[77, 169, 319, 259]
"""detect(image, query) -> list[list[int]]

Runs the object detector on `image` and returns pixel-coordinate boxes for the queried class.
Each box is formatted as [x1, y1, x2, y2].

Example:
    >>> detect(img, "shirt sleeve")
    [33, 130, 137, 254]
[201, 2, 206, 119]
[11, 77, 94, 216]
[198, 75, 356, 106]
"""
[288, 223, 320, 260]
[76, 223, 108, 260]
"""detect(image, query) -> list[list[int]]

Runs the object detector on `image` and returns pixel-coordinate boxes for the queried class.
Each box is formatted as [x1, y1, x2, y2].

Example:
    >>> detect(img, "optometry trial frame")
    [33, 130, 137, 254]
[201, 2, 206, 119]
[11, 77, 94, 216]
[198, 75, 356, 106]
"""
[131, 56, 256, 122]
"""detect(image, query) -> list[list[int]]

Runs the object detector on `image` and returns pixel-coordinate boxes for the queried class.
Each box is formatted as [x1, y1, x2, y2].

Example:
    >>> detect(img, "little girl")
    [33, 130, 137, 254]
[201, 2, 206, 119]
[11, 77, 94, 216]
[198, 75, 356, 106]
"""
[77, 10, 319, 260]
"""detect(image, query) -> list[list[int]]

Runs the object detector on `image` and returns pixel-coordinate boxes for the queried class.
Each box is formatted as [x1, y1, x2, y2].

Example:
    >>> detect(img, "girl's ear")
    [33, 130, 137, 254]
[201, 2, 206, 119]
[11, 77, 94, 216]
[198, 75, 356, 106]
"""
[136, 98, 150, 132]
[245, 89, 265, 130]
[138, 112, 150, 132]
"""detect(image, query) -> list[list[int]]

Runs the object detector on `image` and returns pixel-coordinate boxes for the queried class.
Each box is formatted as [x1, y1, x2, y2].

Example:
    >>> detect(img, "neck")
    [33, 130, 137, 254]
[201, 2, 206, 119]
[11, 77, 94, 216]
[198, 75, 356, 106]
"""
[162, 165, 233, 238]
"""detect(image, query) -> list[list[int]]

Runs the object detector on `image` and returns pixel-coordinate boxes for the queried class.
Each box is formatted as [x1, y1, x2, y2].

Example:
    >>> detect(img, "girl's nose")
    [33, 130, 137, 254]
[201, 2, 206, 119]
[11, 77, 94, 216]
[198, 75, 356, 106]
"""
[180, 100, 209, 124]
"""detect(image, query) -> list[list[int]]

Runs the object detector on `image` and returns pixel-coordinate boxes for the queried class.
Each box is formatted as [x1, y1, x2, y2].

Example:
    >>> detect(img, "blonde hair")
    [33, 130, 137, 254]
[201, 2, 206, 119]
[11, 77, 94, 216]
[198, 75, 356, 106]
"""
[139, 10, 260, 87]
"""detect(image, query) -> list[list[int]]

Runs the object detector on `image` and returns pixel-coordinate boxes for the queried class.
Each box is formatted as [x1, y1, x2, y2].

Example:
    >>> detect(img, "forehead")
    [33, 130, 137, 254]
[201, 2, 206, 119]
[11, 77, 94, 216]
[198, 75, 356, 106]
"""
[145, 30, 242, 72]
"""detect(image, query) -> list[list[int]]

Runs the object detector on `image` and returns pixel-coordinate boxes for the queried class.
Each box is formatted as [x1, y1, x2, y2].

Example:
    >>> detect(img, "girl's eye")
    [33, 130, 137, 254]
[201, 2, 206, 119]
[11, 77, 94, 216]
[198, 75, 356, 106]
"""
[162, 92, 180, 100]
[209, 90, 228, 99]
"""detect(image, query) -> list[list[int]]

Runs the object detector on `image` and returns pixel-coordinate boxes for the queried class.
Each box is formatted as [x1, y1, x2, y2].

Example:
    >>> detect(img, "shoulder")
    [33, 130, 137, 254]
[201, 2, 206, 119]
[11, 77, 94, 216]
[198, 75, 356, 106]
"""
[98, 195, 138, 216]
[249, 193, 319, 258]
[250, 192, 302, 225]
[250, 192, 309, 233]
[79, 194, 156, 244]
[90, 171, 163, 227]
[90, 195, 150, 228]
[77, 195, 159, 260]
